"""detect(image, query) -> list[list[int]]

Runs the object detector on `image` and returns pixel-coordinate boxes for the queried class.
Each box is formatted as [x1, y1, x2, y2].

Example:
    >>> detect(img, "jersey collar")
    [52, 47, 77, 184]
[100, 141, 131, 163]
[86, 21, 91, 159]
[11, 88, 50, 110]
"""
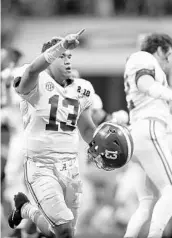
[61, 78, 74, 87]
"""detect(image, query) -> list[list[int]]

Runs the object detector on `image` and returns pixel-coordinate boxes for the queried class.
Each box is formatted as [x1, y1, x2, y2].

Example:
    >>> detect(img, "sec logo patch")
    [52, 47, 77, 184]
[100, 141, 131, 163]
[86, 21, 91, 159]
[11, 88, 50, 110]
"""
[45, 82, 54, 91]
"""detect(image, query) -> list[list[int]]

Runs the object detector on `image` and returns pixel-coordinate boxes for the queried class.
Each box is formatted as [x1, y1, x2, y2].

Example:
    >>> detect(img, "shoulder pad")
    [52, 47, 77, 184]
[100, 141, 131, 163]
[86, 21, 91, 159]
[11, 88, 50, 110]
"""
[125, 51, 155, 76]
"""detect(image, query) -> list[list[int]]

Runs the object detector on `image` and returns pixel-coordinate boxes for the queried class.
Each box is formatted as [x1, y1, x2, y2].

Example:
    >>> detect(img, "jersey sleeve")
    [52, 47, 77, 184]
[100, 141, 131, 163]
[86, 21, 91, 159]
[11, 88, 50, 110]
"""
[13, 64, 29, 88]
[13, 64, 39, 104]
[77, 79, 95, 113]
[124, 52, 156, 85]
[91, 93, 103, 110]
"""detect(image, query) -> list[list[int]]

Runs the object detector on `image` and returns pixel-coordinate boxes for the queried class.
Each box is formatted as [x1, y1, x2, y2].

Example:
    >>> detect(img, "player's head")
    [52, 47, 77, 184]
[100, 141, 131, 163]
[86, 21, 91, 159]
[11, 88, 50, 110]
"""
[10, 48, 23, 66]
[1, 48, 23, 70]
[140, 33, 172, 71]
[88, 122, 134, 171]
[42, 37, 72, 85]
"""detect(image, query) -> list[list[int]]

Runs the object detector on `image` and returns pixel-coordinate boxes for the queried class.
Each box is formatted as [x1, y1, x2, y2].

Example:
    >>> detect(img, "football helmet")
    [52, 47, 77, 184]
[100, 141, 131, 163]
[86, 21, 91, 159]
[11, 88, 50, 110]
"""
[88, 122, 133, 171]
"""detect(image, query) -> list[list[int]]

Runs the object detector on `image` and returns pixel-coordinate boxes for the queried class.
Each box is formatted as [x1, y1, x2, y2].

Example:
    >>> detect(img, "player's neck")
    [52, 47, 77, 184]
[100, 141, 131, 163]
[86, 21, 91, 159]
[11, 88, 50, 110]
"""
[61, 78, 74, 87]
[47, 69, 63, 86]
[46, 69, 73, 87]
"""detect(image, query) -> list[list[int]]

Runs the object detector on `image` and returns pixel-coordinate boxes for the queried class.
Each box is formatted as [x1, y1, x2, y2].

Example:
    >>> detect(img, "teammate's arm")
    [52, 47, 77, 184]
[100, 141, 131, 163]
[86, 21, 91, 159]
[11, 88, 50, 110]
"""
[137, 75, 172, 101]
[77, 107, 96, 144]
[16, 29, 85, 95]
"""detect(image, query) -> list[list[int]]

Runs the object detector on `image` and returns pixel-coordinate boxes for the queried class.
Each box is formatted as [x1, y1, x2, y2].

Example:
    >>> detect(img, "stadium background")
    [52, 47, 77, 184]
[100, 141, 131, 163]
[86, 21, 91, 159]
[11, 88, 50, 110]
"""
[1, 0, 172, 238]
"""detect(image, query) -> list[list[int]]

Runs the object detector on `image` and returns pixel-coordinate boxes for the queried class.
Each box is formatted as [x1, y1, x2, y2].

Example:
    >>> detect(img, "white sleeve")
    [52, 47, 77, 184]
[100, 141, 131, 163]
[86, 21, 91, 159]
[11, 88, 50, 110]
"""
[80, 81, 95, 112]
[91, 93, 103, 110]
[126, 53, 172, 101]
[13, 64, 39, 102]
[125, 52, 155, 86]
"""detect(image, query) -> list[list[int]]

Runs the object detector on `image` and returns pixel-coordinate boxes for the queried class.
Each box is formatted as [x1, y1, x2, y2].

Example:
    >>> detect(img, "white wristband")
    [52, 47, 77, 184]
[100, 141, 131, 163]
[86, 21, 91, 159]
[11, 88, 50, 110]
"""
[43, 41, 66, 64]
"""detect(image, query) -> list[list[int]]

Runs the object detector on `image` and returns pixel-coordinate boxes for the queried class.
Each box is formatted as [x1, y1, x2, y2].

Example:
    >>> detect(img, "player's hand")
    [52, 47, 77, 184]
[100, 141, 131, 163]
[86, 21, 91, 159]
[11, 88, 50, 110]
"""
[62, 29, 85, 50]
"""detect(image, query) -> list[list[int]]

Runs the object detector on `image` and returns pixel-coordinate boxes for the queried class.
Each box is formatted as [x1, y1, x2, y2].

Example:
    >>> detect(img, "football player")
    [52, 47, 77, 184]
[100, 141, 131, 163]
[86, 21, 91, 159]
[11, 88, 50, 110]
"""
[6, 29, 102, 236]
[124, 33, 172, 238]
[8, 30, 134, 238]
[7, 30, 97, 238]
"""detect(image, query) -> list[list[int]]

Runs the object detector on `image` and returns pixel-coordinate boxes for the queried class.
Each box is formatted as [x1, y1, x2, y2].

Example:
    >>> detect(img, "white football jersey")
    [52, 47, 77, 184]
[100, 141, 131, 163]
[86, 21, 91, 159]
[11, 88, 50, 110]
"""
[124, 51, 171, 123]
[14, 65, 95, 164]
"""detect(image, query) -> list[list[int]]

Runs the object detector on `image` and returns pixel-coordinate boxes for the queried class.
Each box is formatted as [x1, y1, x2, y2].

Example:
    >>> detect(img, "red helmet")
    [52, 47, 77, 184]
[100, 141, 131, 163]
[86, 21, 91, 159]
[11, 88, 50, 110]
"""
[88, 122, 134, 171]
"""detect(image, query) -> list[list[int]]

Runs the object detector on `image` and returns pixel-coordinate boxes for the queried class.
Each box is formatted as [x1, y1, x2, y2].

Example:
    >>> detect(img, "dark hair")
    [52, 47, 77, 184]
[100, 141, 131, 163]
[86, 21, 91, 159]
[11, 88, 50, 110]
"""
[11, 48, 23, 64]
[41, 37, 63, 53]
[141, 33, 172, 54]
[5, 47, 23, 65]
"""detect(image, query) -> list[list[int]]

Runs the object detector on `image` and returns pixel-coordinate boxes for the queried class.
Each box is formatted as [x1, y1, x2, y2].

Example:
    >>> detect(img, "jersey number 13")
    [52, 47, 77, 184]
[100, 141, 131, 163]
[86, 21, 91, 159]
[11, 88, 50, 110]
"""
[46, 95, 79, 132]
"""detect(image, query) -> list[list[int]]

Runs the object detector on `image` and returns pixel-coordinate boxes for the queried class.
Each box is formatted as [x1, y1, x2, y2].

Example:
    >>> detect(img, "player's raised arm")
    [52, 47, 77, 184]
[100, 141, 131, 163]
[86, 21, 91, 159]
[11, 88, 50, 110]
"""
[16, 29, 85, 95]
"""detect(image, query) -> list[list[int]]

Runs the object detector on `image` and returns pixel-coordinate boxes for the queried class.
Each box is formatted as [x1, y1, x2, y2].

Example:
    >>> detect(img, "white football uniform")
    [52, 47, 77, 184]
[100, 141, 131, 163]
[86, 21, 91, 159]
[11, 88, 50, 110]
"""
[14, 65, 95, 227]
[124, 51, 172, 238]
[124, 51, 171, 124]
[124, 51, 172, 196]
[167, 102, 172, 154]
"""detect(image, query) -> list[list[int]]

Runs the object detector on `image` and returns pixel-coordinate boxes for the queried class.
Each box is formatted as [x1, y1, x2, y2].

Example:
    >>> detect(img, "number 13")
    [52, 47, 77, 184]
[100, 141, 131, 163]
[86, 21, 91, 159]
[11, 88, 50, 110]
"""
[46, 95, 79, 132]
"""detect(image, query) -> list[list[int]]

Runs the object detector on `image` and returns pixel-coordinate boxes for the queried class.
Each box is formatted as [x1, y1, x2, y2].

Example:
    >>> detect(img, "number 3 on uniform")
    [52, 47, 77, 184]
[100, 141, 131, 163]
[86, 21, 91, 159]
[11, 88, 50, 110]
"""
[46, 95, 79, 132]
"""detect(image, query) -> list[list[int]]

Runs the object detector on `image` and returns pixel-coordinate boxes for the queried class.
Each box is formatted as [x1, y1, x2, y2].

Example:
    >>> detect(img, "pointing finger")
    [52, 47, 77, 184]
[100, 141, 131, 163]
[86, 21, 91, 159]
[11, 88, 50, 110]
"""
[76, 29, 85, 38]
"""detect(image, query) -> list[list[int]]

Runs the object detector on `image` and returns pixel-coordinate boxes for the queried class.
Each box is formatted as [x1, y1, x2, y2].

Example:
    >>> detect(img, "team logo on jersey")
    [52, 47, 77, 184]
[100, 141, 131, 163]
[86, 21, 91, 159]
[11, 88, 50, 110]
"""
[77, 86, 90, 98]
[105, 150, 118, 160]
[45, 82, 54, 91]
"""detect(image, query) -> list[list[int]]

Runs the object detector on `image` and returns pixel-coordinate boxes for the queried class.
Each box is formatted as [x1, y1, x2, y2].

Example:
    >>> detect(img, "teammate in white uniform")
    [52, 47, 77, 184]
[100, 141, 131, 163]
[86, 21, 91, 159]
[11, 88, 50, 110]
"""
[124, 33, 172, 238]
[8, 30, 99, 238]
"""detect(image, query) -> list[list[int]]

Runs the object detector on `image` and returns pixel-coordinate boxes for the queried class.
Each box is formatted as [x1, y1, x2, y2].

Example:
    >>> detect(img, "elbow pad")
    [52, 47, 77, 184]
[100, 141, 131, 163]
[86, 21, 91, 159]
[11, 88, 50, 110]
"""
[147, 82, 172, 101]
